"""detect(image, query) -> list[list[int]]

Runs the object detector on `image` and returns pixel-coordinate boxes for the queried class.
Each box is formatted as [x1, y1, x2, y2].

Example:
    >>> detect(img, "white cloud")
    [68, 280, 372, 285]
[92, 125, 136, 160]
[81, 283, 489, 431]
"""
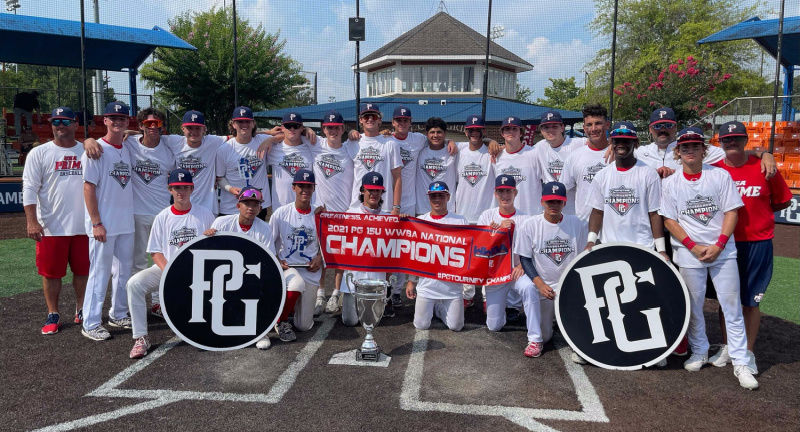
[518, 36, 595, 99]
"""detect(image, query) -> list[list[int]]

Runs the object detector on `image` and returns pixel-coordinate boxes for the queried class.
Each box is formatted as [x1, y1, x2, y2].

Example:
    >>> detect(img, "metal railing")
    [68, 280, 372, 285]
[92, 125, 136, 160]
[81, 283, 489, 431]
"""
[2, 86, 153, 120]
[691, 95, 800, 131]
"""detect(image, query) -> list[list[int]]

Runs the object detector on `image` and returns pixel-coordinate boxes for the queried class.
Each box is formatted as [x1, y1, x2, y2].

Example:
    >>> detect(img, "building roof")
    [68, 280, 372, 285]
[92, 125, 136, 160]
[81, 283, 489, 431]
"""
[698, 16, 800, 67]
[254, 97, 582, 125]
[357, 12, 533, 72]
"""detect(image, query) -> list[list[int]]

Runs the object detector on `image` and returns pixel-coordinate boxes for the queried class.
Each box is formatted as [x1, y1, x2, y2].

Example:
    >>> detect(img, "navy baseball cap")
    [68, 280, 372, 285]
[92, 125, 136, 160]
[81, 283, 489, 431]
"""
[103, 102, 129, 116]
[232, 106, 253, 121]
[168, 168, 194, 186]
[542, 181, 568, 202]
[182, 110, 205, 126]
[650, 107, 677, 125]
[539, 110, 563, 125]
[238, 186, 264, 202]
[50, 107, 76, 120]
[610, 121, 638, 138]
[427, 181, 450, 194]
[362, 172, 386, 190]
[501, 116, 522, 128]
[465, 114, 485, 129]
[393, 105, 412, 119]
[677, 127, 705, 144]
[292, 169, 315, 185]
[360, 102, 381, 117]
[718, 121, 748, 139]
[495, 174, 517, 189]
[322, 110, 344, 126]
[282, 112, 303, 125]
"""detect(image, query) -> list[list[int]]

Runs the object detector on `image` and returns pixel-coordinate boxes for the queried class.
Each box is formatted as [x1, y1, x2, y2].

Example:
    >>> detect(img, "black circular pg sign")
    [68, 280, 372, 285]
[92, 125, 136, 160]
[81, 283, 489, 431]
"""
[555, 243, 689, 370]
[160, 233, 286, 351]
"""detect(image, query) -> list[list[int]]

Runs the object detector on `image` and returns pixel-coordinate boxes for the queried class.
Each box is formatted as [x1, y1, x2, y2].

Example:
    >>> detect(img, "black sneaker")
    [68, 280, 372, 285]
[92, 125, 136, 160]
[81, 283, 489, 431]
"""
[391, 293, 403, 307]
[384, 301, 395, 318]
[506, 307, 521, 322]
[277, 321, 296, 342]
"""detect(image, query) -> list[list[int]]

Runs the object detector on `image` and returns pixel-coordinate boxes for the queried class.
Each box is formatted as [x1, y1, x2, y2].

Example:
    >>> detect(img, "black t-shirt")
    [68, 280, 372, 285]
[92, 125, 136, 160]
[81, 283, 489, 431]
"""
[13, 92, 40, 111]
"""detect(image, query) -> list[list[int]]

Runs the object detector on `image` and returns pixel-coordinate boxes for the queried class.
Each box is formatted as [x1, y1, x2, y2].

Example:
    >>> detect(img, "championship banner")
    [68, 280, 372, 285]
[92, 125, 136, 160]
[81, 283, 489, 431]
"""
[316, 212, 514, 285]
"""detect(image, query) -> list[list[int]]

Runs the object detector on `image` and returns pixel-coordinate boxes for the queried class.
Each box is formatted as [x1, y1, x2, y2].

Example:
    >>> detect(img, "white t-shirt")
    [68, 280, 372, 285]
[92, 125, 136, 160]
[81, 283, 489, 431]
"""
[210, 214, 275, 254]
[636, 141, 726, 172]
[126, 136, 175, 217]
[415, 145, 457, 214]
[414, 212, 469, 299]
[532, 137, 586, 215]
[494, 144, 543, 216]
[388, 132, 427, 215]
[350, 134, 402, 213]
[455, 142, 495, 223]
[267, 138, 317, 209]
[476, 207, 530, 292]
[270, 203, 320, 285]
[312, 138, 359, 212]
[589, 160, 662, 248]
[147, 205, 215, 262]
[215, 135, 272, 215]
[560, 145, 610, 222]
[660, 165, 743, 268]
[22, 141, 86, 236]
[81, 138, 135, 237]
[342, 204, 389, 294]
[517, 214, 587, 289]
[163, 135, 226, 214]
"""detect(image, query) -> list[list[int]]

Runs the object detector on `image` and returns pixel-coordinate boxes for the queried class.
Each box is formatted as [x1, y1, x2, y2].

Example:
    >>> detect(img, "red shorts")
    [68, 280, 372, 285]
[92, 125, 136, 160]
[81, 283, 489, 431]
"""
[36, 235, 90, 278]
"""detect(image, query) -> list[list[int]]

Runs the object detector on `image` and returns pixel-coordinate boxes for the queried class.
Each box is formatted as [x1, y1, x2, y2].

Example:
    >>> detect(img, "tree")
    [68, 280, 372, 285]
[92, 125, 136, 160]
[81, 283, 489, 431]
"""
[516, 83, 533, 104]
[140, 7, 309, 134]
[536, 77, 583, 110]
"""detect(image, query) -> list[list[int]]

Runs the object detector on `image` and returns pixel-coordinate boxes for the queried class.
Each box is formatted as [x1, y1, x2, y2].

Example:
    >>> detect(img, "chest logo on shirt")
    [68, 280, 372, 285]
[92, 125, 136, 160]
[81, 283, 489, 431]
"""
[316, 155, 344, 179]
[547, 159, 564, 180]
[178, 155, 207, 177]
[605, 185, 640, 216]
[54, 155, 82, 176]
[734, 180, 762, 197]
[681, 195, 719, 226]
[501, 166, 526, 184]
[421, 157, 446, 180]
[400, 147, 414, 167]
[237, 155, 264, 184]
[170, 226, 198, 247]
[356, 146, 384, 171]
[540, 236, 574, 266]
[287, 225, 317, 261]
[279, 153, 308, 176]
[109, 161, 131, 189]
[462, 162, 486, 186]
[582, 163, 605, 183]
[133, 159, 163, 184]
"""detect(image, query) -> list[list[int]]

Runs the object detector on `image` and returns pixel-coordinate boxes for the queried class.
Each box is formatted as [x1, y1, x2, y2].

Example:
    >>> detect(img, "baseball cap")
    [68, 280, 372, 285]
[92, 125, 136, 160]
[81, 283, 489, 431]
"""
[427, 181, 450, 194]
[495, 174, 516, 189]
[542, 181, 568, 202]
[282, 112, 303, 125]
[322, 110, 344, 126]
[232, 106, 254, 121]
[609, 121, 638, 138]
[718, 121, 748, 139]
[238, 187, 264, 203]
[50, 107, 76, 120]
[539, 110, 563, 125]
[168, 168, 194, 186]
[362, 172, 386, 190]
[650, 107, 677, 125]
[393, 105, 412, 119]
[501, 116, 523, 128]
[103, 102, 130, 116]
[182, 110, 205, 126]
[676, 127, 706, 144]
[359, 102, 381, 117]
[465, 114, 485, 129]
[292, 169, 316, 185]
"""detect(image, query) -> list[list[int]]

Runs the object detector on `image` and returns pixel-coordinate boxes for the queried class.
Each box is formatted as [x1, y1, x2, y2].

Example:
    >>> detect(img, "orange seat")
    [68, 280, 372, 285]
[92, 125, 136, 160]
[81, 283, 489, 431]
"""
[784, 134, 800, 149]
[775, 153, 784, 162]
[746, 121, 765, 135]
[786, 121, 799, 133]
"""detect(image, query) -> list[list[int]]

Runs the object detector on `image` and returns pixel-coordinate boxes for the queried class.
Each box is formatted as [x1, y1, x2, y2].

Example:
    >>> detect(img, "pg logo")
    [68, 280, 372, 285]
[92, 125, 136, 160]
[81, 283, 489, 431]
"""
[240, 108, 247, 117]
[556, 243, 689, 369]
[160, 233, 285, 351]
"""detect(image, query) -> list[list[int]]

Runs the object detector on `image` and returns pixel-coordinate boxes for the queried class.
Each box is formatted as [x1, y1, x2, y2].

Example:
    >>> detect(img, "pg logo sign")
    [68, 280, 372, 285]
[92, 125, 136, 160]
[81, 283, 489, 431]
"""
[556, 243, 689, 370]
[160, 233, 285, 351]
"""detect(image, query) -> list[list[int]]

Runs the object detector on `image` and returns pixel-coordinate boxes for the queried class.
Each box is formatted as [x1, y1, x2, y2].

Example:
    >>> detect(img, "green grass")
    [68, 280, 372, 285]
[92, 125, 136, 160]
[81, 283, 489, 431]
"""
[0, 238, 797, 324]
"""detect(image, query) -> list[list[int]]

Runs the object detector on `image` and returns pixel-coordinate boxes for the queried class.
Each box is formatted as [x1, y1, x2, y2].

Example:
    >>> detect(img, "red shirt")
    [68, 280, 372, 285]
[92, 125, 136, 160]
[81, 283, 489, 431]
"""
[713, 156, 793, 241]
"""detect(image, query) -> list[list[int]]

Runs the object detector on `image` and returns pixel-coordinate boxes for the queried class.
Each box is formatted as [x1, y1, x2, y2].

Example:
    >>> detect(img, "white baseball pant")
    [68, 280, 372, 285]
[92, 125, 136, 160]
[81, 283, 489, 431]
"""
[126, 264, 162, 338]
[284, 268, 318, 332]
[82, 233, 134, 331]
[413, 296, 464, 331]
[485, 276, 553, 343]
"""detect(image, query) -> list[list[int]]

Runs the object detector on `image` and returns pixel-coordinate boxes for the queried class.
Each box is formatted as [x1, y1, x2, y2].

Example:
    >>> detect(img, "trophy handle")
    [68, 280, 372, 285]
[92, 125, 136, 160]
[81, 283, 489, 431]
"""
[388, 274, 397, 288]
[346, 272, 354, 292]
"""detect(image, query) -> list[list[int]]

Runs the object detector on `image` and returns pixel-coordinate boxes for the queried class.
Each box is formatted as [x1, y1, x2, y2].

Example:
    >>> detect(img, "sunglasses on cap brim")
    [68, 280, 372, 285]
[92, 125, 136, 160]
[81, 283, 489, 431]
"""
[238, 189, 264, 201]
[610, 129, 637, 138]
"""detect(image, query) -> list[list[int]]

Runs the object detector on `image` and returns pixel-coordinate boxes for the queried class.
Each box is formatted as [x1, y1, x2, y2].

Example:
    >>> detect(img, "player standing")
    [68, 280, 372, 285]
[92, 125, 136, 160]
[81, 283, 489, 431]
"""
[494, 116, 544, 216]
[22, 107, 88, 334]
[415, 117, 458, 215]
[266, 112, 319, 209]
[532, 110, 586, 215]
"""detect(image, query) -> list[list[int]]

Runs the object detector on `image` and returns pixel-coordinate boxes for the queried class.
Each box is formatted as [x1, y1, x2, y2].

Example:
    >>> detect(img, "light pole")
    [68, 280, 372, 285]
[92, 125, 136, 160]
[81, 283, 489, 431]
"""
[608, 0, 619, 124]
[481, 0, 493, 120]
[232, 0, 240, 107]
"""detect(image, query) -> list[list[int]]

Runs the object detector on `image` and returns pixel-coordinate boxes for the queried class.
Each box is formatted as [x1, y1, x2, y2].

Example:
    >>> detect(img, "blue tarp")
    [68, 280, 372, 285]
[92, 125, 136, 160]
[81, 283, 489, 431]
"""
[698, 16, 800, 67]
[0, 14, 195, 71]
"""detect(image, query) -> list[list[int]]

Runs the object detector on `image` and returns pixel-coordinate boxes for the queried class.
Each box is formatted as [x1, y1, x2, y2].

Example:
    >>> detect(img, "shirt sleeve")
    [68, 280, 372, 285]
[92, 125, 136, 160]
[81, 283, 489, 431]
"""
[210, 216, 223, 231]
[645, 168, 662, 212]
[161, 135, 185, 155]
[718, 170, 744, 212]
[703, 145, 725, 164]
[516, 219, 534, 258]
[659, 177, 678, 220]
[388, 143, 402, 170]
[82, 153, 101, 186]
[147, 213, 165, 255]
[215, 144, 230, 177]
[589, 169, 604, 211]
[21, 147, 42, 206]
[768, 172, 794, 205]
[560, 155, 576, 190]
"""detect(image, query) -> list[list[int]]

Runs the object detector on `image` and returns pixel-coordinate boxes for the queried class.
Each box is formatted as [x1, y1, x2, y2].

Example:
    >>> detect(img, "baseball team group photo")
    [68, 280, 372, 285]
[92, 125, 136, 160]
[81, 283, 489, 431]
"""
[1, 1, 798, 431]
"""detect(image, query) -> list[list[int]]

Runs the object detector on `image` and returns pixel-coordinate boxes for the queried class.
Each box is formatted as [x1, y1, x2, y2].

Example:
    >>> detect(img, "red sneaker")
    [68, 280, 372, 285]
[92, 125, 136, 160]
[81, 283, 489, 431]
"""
[463, 299, 474, 308]
[673, 336, 689, 356]
[524, 341, 543, 358]
[74, 309, 83, 324]
[150, 303, 163, 318]
[42, 313, 60, 335]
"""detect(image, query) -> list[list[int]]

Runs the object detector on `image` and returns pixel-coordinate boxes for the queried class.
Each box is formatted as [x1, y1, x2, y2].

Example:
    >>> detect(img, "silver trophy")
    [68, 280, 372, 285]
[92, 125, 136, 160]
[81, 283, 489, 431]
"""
[346, 273, 397, 362]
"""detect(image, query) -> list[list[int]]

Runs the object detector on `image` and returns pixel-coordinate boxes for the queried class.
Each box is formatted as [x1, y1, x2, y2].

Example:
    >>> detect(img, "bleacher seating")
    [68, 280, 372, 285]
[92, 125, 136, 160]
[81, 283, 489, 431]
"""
[735, 121, 800, 189]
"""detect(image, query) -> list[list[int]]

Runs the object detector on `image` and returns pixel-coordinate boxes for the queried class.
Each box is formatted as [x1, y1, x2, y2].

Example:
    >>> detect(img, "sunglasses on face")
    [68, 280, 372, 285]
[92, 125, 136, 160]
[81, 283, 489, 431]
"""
[361, 114, 380, 121]
[283, 123, 302, 130]
[141, 119, 163, 128]
[719, 137, 745, 145]
[651, 123, 675, 130]
[51, 119, 73, 126]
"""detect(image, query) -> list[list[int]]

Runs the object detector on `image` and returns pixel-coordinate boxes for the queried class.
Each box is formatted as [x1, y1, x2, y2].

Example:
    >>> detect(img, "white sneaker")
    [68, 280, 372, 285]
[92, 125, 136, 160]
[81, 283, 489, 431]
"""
[683, 353, 708, 372]
[256, 336, 271, 350]
[710, 345, 730, 367]
[325, 294, 341, 314]
[655, 358, 667, 368]
[747, 350, 759, 375]
[314, 296, 326, 316]
[734, 364, 759, 390]
[571, 349, 588, 365]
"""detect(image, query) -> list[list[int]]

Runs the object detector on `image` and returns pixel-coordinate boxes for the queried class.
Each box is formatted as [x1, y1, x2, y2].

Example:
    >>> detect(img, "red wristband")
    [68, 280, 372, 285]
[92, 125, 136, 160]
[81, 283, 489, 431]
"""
[717, 234, 729, 247]
[681, 236, 694, 247]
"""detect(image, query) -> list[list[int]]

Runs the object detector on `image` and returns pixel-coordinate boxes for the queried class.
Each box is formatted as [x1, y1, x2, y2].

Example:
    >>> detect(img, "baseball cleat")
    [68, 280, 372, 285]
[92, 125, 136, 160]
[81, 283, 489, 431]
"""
[314, 296, 326, 316]
[150, 303, 163, 318]
[710, 345, 730, 367]
[108, 316, 132, 329]
[672, 336, 689, 356]
[655, 358, 668, 367]
[277, 322, 296, 342]
[391, 293, 403, 307]
[256, 336, 272, 350]
[571, 349, 588, 365]
[41, 313, 60, 335]
[683, 353, 708, 372]
[82, 325, 112, 341]
[734, 365, 759, 390]
[506, 308, 521, 322]
[747, 350, 758, 375]
[384, 301, 395, 318]
[524, 342, 543, 358]
[463, 298, 475, 308]
[325, 294, 341, 314]
[129, 335, 152, 359]
[74, 309, 83, 324]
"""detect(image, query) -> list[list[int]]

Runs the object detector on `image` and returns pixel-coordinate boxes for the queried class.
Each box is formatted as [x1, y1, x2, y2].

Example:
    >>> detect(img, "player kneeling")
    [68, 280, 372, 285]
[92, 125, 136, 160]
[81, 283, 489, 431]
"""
[204, 187, 275, 349]
[405, 182, 468, 331]
[126, 169, 215, 359]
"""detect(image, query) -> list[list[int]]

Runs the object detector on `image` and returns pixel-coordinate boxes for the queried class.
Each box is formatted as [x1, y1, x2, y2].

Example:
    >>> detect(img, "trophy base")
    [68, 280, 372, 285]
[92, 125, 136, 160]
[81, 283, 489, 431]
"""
[356, 347, 381, 362]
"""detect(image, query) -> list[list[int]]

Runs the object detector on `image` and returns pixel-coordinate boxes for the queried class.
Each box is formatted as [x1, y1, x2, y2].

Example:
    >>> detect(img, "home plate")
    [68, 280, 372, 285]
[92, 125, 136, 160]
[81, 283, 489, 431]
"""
[328, 350, 392, 367]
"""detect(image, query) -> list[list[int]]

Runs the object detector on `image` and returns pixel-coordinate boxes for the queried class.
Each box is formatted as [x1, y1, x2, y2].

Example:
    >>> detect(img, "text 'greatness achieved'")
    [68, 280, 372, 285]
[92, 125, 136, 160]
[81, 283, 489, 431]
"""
[316, 212, 514, 285]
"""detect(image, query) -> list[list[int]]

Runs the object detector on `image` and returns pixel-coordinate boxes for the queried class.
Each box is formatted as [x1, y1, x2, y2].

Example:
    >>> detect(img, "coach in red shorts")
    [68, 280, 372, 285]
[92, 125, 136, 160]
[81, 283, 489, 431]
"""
[709, 121, 793, 372]
[22, 107, 89, 335]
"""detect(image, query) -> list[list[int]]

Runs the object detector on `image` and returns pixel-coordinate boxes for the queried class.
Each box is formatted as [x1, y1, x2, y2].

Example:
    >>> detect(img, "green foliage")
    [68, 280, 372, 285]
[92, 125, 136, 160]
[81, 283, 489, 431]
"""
[140, 7, 309, 134]
[0, 65, 115, 115]
[536, 77, 584, 110]
[516, 83, 533, 104]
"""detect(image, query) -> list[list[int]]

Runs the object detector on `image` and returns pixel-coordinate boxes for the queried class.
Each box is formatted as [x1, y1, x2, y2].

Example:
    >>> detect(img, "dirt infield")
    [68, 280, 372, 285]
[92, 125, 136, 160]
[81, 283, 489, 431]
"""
[2, 284, 798, 432]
